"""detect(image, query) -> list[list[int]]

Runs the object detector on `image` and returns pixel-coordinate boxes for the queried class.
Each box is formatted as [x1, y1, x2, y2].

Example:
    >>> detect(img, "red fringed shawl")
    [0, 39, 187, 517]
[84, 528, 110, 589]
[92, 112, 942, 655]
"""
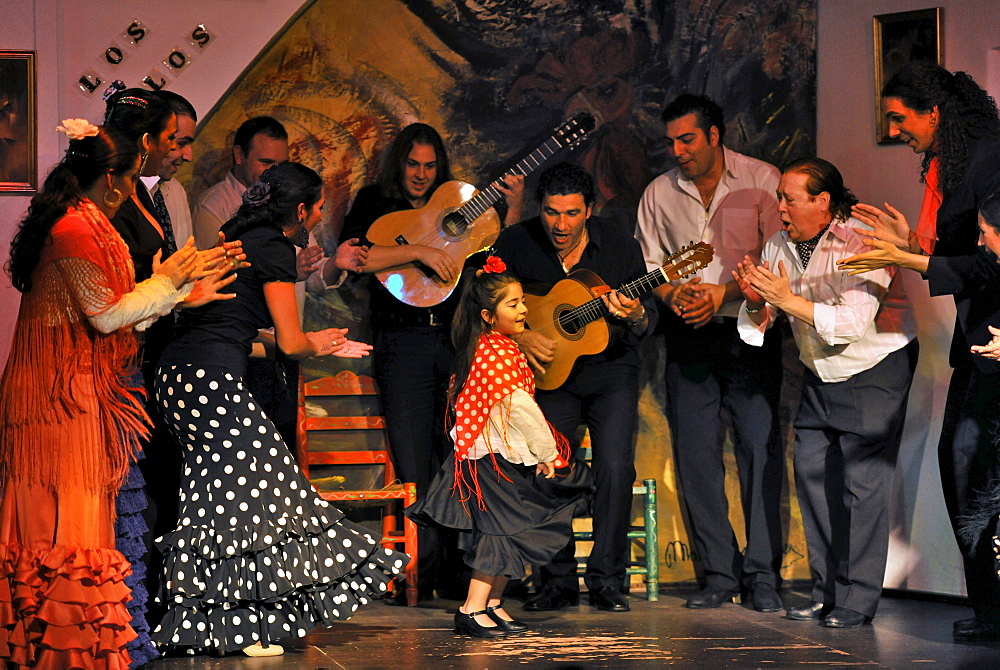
[0, 200, 147, 495]
[452, 332, 570, 508]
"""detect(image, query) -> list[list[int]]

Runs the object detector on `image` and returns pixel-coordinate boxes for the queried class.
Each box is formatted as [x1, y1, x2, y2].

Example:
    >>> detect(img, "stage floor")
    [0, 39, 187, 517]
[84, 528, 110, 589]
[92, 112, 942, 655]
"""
[151, 587, 999, 668]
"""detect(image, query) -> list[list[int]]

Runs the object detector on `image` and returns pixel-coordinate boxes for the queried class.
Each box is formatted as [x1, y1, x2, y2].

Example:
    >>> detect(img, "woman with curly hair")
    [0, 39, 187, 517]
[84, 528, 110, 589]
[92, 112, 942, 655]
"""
[839, 62, 1000, 641]
[151, 162, 407, 658]
[0, 121, 207, 668]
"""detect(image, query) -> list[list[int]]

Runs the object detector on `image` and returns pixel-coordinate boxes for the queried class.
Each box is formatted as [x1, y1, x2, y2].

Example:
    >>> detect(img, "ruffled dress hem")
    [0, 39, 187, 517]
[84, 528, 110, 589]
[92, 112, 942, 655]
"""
[0, 544, 136, 669]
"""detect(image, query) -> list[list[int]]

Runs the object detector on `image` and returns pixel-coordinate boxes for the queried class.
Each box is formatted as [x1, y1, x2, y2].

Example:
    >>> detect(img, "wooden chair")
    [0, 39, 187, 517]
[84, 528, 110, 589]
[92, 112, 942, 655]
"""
[295, 370, 418, 606]
[572, 446, 659, 601]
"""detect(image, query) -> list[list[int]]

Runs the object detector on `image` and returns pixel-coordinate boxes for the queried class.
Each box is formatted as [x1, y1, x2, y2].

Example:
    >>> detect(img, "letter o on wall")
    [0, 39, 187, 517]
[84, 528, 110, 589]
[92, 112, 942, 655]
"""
[168, 50, 186, 69]
[105, 46, 124, 65]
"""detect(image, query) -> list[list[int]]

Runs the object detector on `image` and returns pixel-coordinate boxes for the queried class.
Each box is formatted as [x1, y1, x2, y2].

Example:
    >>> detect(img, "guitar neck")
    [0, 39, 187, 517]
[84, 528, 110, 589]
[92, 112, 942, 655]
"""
[458, 135, 568, 222]
[567, 267, 669, 329]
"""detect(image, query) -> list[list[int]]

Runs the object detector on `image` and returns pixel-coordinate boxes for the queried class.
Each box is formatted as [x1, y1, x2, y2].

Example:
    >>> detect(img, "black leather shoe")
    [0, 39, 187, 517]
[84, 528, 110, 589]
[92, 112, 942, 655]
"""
[750, 583, 783, 613]
[953, 618, 1000, 641]
[454, 609, 508, 638]
[485, 602, 528, 633]
[685, 587, 739, 609]
[589, 586, 630, 612]
[522, 584, 579, 612]
[821, 607, 870, 628]
[786, 601, 828, 621]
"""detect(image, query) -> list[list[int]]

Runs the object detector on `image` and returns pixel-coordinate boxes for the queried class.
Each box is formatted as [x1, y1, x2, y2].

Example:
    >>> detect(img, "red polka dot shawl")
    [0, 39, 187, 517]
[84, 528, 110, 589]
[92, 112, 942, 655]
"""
[451, 331, 570, 508]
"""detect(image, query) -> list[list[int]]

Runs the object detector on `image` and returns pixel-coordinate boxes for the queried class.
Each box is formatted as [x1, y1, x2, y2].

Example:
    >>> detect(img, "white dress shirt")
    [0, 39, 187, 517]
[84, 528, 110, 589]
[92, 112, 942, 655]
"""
[139, 176, 194, 247]
[636, 146, 781, 317]
[192, 170, 244, 250]
[737, 217, 917, 383]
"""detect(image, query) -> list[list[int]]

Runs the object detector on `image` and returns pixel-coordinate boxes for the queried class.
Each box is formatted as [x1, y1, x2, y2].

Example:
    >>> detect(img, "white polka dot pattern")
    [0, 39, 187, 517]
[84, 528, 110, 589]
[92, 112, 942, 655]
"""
[151, 364, 409, 655]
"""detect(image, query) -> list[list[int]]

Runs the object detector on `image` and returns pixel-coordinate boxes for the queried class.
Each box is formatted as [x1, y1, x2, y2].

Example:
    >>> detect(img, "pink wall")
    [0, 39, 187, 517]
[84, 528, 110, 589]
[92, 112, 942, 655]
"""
[818, 0, 1000, 596]
[0, 0, 308, 369]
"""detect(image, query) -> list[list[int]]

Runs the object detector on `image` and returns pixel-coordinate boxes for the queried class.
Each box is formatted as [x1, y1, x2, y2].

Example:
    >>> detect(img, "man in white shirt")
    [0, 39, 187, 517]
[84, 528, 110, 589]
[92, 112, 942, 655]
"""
[193, 116, 290, 249]
[736, 157, 918, 628]
[635, 94, 785, 612]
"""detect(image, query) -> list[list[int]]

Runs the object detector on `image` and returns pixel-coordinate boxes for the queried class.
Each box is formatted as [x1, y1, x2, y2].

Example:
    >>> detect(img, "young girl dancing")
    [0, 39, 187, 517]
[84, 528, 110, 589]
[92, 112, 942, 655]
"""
[407, 255, 588, 638]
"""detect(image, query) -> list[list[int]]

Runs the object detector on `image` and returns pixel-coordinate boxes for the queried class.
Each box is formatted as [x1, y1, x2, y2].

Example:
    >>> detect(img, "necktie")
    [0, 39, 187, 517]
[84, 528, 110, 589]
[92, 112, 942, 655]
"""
[795, 225, 829, 269]
[152, 185, 178, 257]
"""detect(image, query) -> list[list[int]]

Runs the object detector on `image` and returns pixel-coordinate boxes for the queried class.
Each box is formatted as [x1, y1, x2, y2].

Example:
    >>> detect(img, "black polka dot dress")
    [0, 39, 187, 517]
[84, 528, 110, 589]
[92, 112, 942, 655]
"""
[150, 364, 408, 654]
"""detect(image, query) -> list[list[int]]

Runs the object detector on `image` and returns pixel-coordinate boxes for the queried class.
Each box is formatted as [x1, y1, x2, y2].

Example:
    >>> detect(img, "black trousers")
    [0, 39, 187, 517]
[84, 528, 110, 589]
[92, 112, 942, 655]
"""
[373, 325, 457, 588]
[534, 361, 638, 592]
[664, 316, 784, 592]
[938, 365, 1000, 623]
[794, 340, 918, 618]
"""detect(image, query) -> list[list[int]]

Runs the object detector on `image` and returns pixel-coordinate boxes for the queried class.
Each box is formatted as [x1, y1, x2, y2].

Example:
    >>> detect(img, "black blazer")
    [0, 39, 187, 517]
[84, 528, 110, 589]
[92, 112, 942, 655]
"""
[924, 136, 1000, 373]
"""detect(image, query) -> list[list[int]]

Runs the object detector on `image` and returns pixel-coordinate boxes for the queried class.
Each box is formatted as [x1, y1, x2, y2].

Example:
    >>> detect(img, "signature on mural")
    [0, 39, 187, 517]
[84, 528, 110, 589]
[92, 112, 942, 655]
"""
[663, 540, 696, 568]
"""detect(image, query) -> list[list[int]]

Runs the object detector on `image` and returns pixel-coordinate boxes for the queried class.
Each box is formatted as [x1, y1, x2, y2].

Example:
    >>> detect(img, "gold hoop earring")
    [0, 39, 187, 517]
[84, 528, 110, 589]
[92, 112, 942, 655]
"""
[104, 188, 125, 208]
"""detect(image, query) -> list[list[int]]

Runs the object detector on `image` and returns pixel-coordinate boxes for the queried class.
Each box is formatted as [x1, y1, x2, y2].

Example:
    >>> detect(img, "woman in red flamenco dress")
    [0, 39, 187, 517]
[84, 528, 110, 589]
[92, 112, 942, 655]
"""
[0, 120, 225, 668]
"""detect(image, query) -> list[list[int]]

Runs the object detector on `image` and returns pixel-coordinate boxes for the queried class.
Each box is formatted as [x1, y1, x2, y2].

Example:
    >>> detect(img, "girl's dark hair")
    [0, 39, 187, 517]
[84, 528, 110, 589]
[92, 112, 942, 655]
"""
[220, 161, 322, 241]
[448, 266, 521, 415]
[782, 156, 859, 222]
[882, 63, 1000, 194]
[103, 87, 174, 145]
[979, 190, 1000, 234]
[6, 126, 139, 292]
[379, 123, 452, 201]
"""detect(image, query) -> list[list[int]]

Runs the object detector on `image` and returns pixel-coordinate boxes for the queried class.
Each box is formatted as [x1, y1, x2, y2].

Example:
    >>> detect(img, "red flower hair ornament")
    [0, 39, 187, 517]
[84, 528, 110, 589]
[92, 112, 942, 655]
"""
[481, 255, 506, 274]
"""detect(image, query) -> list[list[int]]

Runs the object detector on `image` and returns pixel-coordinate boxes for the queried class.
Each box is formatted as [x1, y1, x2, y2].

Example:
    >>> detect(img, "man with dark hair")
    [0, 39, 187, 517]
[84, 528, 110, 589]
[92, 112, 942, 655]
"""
[493, 161, 655, 613]
[141, 89, 197, 248]
[341, 122, 523, 601]
[634, 93, 785, 612]
[193, 115, 290, 248]
[736, 157, 918, 628]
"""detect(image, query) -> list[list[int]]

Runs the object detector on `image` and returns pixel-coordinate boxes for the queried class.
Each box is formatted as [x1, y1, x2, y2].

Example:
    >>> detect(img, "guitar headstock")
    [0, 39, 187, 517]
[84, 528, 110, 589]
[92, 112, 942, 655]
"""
[553, 112, 597, 149]
[662, 241, 715, 280]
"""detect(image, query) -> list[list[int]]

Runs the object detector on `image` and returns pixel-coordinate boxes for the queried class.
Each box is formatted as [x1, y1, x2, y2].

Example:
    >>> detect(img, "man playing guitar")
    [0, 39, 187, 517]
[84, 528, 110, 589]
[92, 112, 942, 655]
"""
[340, 123, 523, 601]
[493, 162, 655, 613]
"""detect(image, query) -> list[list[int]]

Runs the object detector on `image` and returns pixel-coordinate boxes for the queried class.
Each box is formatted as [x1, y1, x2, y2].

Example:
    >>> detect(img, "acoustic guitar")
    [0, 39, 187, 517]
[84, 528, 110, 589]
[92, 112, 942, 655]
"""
[366, 113, 596, 307]
[524, 242, 715, 390]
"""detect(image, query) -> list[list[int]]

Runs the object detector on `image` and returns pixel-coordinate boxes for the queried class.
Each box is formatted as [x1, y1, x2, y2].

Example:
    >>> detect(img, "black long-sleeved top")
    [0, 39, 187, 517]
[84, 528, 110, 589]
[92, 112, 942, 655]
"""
[493, 214, 657, 372]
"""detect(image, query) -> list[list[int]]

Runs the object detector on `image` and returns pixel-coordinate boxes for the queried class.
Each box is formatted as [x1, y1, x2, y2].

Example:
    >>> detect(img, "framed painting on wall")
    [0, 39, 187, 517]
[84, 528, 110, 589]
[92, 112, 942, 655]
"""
[0, 50, 37, 193]
[874, 8, 942, 144]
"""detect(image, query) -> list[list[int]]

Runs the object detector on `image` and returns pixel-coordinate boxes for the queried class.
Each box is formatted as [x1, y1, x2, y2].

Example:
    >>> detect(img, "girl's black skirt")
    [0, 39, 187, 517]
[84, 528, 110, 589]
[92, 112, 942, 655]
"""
[406, 452, 591, 579]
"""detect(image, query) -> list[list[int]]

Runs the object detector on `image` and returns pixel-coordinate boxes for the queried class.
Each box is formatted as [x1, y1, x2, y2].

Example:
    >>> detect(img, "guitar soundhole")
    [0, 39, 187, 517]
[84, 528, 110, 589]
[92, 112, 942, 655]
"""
[555, 304, 585, 341]
[440, 210, 469, 241]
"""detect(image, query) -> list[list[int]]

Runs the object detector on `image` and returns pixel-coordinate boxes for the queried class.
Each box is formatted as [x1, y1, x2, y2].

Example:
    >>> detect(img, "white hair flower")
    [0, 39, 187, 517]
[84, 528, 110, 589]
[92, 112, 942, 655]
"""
[56, 119, 100, 140]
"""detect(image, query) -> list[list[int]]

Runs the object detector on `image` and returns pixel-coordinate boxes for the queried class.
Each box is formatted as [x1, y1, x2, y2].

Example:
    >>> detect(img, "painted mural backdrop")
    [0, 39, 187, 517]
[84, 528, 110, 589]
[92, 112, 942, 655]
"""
[181, 0, 817, 585]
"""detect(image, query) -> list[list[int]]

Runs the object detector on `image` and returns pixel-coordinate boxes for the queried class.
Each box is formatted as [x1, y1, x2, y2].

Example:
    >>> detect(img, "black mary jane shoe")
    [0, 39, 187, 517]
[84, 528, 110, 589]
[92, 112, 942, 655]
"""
[485, 602, 529, 633]
[454, 609, 508, 638]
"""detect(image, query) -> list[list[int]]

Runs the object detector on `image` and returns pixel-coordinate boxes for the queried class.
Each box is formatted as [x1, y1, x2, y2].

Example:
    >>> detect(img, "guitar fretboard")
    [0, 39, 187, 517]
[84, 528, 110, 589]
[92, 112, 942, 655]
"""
[559, 268, 667, 332]
[557, 244, 709, 332]
[458, 135, 569, 224]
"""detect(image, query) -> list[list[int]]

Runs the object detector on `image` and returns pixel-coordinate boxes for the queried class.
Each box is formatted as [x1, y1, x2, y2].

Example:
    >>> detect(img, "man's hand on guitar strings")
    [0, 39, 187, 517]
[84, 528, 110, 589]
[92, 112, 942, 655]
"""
[514, 329, 556, 376]
[601, 290, 643, 323]
[412, 245, 460, 283]
[495, 173, 525, 226]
